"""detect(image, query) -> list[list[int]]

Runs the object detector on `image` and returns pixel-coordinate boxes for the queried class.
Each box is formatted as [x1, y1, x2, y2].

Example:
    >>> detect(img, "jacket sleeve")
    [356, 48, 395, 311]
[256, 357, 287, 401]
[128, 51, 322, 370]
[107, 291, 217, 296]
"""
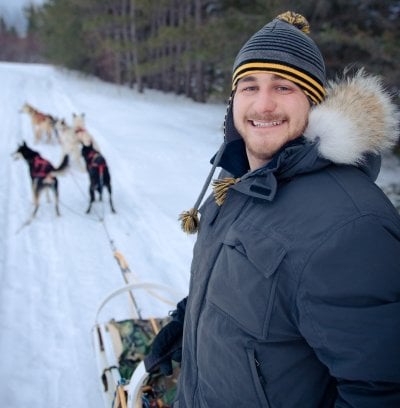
[170, 296, 187, 325]
[297, 214, 400, 407]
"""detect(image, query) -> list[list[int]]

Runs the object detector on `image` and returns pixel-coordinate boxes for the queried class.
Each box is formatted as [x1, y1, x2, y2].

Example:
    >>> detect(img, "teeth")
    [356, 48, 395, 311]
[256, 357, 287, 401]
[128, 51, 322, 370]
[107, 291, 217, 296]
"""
[252, 120, 282, 127]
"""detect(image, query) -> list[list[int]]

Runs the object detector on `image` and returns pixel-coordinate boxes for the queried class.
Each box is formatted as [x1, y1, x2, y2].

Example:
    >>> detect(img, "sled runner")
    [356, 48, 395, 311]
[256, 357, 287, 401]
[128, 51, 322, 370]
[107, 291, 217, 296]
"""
[92, 282, 184, 408]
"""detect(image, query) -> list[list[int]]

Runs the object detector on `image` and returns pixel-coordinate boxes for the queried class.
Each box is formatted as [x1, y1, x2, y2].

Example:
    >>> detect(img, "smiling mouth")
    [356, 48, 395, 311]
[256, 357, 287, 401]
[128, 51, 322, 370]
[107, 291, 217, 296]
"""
[250, 120, 283, 127]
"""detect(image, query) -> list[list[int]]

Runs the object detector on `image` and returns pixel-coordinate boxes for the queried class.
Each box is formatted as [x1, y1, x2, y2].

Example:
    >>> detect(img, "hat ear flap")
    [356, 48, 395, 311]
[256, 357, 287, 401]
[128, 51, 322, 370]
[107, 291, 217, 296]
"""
[224, 95, 242, 143]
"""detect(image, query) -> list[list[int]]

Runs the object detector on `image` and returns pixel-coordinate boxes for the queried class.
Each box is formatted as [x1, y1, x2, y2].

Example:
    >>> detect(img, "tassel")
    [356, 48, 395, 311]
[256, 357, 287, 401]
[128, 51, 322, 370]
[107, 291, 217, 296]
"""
[212, 177, 239, 206]
[178, 142, 228, 235]
[179, 208, 200, 234]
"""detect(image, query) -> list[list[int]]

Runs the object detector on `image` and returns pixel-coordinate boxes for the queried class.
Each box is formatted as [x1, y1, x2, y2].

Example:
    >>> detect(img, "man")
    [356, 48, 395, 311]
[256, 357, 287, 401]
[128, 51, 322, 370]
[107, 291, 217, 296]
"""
[146, 11, 400, 407]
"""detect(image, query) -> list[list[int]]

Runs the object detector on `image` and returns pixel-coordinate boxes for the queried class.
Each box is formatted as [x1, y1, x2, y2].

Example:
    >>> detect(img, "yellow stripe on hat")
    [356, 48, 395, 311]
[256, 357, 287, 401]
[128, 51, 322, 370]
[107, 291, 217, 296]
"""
[233, 62, 326, 104]
[234, 70, 323, 104]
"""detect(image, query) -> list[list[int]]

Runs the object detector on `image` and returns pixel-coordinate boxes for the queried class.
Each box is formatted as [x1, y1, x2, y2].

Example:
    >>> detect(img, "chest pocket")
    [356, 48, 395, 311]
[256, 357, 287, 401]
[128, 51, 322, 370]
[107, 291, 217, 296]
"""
[207, 222, 287, 338]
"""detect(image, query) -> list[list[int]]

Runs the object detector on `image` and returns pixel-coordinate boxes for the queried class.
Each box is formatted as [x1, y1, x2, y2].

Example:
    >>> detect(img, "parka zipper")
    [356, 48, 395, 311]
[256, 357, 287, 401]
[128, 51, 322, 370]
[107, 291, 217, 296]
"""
[255, 357, 266, 387]
[247, 348, 270, 407]
[190, 196, 251, 406]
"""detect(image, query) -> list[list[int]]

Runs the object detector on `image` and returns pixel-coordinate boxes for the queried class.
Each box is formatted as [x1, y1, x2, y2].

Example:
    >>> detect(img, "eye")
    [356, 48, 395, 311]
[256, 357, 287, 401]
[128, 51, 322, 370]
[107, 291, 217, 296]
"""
[276, 85, 292, 93]
[238, 85, 258, 93]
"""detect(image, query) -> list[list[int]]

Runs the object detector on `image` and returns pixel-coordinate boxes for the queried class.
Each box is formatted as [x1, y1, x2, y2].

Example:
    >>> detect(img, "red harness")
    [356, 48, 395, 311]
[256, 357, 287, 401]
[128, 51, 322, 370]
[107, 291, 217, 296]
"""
[75, 127, 85, 134]
[87, 150, 106, 176]
[36, 112, 47, 122]
[28, 107, 48, 123]
[32, 156, 52, 178]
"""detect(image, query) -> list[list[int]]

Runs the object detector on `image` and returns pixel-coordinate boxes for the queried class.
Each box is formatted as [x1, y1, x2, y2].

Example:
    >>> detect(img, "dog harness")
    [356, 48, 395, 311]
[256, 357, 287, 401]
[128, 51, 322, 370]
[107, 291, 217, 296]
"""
[86, 150, 106, 176]
[36, 112, 48, 123]
[28, 106, 49, 123]
[32, 156, 52, 178]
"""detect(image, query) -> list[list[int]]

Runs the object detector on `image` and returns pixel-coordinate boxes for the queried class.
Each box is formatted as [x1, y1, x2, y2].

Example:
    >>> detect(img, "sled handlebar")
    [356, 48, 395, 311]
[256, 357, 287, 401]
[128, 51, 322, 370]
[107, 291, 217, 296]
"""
[94, 281, 186, 324]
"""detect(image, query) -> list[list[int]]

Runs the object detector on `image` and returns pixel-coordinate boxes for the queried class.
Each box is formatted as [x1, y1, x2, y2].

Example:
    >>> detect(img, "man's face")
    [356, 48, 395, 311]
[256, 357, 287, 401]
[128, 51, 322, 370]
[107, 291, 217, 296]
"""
[233, 72, 311, 170]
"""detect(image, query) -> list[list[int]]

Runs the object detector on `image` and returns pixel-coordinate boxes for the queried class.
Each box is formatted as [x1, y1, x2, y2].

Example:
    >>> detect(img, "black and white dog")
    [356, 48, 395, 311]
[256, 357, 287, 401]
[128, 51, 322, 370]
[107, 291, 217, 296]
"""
[13, 141, 69, 217]
[81, 143, 116, 214]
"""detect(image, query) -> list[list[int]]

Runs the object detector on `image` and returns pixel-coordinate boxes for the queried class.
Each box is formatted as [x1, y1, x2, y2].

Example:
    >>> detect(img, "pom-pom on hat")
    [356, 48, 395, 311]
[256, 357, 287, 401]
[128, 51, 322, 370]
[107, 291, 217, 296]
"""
[232, 11, 327, 104]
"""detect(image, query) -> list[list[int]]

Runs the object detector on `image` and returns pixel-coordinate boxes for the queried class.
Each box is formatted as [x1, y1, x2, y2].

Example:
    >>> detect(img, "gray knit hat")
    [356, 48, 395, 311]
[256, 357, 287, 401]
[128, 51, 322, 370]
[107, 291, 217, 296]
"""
[232, 11, 326, 104]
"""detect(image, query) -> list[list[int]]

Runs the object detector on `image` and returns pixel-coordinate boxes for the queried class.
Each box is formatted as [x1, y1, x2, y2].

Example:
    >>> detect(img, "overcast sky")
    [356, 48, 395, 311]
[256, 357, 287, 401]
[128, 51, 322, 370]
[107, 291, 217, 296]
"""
[0, 0, 45, 35]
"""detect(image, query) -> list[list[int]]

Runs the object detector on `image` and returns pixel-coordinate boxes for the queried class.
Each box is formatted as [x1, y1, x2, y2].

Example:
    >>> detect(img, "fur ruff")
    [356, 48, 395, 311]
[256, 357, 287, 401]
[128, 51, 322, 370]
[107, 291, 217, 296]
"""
[304, 69, 399, 165]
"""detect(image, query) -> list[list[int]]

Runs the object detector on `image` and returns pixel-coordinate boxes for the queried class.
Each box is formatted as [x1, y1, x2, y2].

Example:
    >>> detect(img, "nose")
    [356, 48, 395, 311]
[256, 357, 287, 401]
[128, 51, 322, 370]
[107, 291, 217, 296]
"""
[253, 88, 277, 113]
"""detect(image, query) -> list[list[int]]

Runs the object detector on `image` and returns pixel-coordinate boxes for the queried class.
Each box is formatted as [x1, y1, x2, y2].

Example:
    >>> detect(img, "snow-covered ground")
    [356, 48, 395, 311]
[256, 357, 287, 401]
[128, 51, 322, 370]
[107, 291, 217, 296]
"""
[0, 62, 398, 408]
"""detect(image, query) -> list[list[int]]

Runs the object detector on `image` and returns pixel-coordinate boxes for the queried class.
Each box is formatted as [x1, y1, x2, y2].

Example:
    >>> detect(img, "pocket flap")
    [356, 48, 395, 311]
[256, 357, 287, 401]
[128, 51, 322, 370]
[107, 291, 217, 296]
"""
[224, 224, 287, 278]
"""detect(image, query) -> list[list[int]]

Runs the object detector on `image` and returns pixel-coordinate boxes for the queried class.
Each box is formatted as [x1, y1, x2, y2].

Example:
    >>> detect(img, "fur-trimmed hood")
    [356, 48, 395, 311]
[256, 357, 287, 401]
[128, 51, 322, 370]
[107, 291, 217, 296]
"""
[223, 69, 399, 166]
[218, 69, 399, 177]
[304, 69, 399, 165]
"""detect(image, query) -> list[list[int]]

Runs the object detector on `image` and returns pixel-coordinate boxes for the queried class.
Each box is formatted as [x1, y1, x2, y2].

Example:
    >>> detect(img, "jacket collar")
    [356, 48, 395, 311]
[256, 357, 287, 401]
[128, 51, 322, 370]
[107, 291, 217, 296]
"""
[223, 137, 331, 201]
[218, 134, 331, 174]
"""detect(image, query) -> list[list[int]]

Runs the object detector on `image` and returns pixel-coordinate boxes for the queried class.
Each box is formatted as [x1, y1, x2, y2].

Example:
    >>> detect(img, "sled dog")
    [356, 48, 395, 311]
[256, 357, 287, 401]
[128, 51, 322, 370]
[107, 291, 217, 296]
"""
[20, 103, 58, 144]
[13, 141, 69, 217]
[81, 143, 116, 214]
[56, 119, 86, 171]
[72, 113, 99, 150]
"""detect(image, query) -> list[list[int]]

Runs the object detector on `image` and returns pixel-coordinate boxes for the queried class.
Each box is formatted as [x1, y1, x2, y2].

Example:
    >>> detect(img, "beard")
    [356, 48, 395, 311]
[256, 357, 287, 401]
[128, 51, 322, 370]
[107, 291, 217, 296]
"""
[239, 115, 309, 169]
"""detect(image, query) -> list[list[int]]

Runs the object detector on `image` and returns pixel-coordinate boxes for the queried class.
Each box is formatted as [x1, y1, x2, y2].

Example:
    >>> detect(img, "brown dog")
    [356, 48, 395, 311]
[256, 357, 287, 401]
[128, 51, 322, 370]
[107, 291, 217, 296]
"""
[21, 103, 57, 144]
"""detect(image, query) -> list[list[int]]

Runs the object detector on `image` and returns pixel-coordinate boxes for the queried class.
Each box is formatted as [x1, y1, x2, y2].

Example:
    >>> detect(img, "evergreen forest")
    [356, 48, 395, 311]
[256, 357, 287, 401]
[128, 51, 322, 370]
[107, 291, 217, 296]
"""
[1, 0, 399, 105]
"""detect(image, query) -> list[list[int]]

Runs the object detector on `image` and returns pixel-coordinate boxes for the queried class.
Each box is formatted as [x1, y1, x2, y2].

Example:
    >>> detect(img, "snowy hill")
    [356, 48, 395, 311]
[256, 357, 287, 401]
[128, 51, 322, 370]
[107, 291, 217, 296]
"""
[0, 62, 398, 408]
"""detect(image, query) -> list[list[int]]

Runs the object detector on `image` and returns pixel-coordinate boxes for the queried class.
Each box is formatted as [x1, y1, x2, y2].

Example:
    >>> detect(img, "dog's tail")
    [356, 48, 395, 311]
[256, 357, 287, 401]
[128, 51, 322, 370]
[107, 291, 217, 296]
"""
[52, 155, 69, 175]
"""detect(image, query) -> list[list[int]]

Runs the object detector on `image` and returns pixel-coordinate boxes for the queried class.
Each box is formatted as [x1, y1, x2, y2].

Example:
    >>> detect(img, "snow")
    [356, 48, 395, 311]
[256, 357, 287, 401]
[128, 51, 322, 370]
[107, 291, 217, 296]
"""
[0, 62, 398, 408]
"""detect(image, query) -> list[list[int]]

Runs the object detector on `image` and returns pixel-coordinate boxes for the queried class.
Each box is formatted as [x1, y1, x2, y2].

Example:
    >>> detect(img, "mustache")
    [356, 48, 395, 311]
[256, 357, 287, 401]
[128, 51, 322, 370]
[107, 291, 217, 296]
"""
[247, 114, 286, 122]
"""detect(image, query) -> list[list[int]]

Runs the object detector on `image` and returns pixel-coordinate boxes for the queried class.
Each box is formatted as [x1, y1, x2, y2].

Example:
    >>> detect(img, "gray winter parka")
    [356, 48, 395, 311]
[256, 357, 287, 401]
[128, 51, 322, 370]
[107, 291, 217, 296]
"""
[174, 71, 400, 407]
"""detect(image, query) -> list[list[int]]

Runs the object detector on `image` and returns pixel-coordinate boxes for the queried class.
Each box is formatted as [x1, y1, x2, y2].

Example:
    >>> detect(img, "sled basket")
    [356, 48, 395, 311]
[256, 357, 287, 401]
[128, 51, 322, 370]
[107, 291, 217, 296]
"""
[92, 282, 183, 408]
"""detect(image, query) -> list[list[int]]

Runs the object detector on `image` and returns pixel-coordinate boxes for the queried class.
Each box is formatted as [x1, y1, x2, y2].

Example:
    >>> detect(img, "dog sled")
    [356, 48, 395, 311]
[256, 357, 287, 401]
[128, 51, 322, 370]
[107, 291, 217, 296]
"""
[92, 282, 184, 408]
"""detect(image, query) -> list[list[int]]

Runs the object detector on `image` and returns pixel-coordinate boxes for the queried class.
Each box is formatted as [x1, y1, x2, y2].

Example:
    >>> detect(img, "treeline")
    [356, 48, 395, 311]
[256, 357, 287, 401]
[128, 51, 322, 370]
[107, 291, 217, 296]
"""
[7, 0, 400, 103]
[0, 15, 42, 62]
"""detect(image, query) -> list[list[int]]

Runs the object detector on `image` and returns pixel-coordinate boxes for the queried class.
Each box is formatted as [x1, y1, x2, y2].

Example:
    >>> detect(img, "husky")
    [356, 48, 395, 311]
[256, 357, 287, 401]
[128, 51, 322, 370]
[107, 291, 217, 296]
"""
[56, 118, 86, 171]
[13, 141, 69, 217]
[72, 113, 99, 150]
[20, 103, 58, 144]
[81, 143, 116, 214]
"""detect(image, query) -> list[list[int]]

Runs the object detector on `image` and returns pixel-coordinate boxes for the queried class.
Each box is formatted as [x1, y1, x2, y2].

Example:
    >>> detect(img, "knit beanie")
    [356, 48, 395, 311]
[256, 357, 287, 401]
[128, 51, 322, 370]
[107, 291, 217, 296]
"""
[179, 11, 326, 234]
[232, 11, 327, 104]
